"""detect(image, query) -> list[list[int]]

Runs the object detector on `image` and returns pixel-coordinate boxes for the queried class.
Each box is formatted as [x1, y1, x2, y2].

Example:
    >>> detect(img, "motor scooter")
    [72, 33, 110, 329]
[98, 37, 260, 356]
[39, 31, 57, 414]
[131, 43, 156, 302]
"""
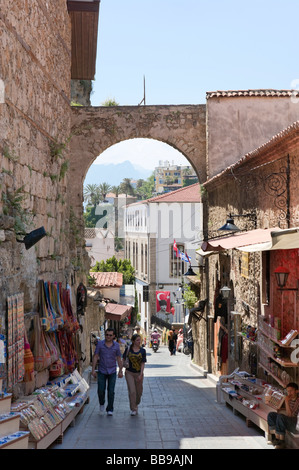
[152, 338, 159, 352]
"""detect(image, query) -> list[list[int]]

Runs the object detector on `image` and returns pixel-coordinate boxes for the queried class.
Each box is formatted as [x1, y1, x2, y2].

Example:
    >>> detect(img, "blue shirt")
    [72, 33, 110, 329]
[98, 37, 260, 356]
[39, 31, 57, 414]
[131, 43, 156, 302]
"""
[95, 340, 121, 374]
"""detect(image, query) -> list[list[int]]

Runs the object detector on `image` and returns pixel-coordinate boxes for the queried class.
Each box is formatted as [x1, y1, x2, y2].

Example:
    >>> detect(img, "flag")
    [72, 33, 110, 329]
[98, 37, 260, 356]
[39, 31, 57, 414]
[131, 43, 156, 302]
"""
[173, 240, 178, 254]
[156, 291, 171, 313]
[185, 251, 191, 264]
[180, 251, 191, 263]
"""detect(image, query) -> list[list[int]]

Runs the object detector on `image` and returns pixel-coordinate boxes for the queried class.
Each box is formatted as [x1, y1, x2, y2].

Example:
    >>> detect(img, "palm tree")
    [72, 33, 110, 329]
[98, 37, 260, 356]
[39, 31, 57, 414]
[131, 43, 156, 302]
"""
[99, 182, 112, 201]
[83, 184, 101, 206]
[119, 178, 134, 196]
[111, 185, 120, 197]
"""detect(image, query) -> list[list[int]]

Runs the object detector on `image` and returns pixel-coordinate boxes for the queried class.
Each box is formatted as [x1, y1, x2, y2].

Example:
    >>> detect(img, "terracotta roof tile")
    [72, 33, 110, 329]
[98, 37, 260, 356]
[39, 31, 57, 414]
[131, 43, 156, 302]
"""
[206, 89, 299, 99]
[127, 183, 201, 207]
[90, 271, 123, 288]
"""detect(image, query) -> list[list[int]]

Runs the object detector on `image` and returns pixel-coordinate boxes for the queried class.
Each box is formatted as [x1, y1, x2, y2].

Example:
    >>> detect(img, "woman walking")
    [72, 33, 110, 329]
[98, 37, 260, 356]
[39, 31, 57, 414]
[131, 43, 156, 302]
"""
[122, 334, 146, 416]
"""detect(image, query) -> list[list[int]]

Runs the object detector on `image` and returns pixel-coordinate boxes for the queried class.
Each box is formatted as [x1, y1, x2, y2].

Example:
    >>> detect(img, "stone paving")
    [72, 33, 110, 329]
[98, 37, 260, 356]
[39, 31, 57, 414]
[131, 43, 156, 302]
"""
[51, 344, 273, 450]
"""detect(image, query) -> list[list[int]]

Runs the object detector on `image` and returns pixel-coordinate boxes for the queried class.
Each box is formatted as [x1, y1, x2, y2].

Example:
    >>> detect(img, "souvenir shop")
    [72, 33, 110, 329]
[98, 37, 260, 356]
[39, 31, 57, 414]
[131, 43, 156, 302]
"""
[215, 244, 299, 449]
[0, 280, 89, 449]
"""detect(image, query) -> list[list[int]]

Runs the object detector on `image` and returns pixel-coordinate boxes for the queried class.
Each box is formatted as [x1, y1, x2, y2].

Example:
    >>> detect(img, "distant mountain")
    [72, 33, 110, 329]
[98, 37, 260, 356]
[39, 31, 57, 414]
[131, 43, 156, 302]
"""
[84, 160, 152, 187]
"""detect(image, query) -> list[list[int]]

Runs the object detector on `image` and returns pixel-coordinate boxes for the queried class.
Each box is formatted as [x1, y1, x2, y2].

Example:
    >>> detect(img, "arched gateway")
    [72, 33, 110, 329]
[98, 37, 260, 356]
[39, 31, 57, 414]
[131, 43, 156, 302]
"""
[70, 104, 206, 216]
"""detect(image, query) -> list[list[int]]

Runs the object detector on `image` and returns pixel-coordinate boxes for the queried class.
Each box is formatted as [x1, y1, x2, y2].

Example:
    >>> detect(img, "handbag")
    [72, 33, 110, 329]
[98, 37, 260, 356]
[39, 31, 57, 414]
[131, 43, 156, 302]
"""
[123, 346, 130, 369]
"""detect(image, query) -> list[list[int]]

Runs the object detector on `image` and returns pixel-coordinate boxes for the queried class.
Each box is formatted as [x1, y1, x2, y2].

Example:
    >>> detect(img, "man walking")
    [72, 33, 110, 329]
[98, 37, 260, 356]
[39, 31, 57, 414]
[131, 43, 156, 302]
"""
[92, 328, 123, 416]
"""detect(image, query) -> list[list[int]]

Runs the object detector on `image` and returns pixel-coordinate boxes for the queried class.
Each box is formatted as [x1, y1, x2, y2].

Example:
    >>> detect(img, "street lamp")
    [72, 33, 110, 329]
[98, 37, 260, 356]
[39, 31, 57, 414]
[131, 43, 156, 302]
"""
[218, 212, 257, 232]
[183, 265, 198, 276]
[220, 285, 231, 299]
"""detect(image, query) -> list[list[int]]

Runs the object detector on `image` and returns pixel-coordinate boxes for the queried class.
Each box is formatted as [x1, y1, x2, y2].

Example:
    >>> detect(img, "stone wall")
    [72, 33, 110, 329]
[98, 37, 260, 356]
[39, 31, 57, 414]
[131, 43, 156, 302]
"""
[0, 1, 89, 393]
[207, 94, 299, 179]
[200, 136, 299, 376]
[70, 104, 207, 219]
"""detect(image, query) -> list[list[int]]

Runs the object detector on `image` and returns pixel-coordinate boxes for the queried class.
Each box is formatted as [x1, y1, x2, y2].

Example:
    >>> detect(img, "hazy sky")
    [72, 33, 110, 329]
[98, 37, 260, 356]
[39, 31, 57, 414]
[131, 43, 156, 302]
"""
[89, 0, 299, 170]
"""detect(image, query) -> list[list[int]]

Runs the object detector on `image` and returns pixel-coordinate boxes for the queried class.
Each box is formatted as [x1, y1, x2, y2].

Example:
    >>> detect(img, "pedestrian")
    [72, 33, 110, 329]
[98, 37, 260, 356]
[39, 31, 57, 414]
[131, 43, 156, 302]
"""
[91, 327, 123, 416]
[122, 333, 146, 416]
[172, 328, 178, 355]
[133, 325, 145, 347]
[267, 382, 299, 449]
[168, 328, 178, 355]
[168, 329, 174, 355]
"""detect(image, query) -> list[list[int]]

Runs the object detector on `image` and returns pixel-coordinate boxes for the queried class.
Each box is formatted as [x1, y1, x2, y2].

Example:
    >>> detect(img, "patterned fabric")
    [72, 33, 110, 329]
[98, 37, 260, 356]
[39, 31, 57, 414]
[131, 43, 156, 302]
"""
[7, 293, 25, 390]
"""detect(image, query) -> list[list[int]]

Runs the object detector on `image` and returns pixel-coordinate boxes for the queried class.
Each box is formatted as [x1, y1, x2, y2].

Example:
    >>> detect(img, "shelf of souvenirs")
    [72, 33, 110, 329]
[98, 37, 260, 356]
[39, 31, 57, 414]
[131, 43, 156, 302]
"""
[237, 325, 257, 344]
[224, 372, 286, 410]
[10, 369, 89, 449]
[258, 362, 296, 388]
[258, 315, 298, 347]
[257, 339, 299, 368]
[258, 348, 297, 387]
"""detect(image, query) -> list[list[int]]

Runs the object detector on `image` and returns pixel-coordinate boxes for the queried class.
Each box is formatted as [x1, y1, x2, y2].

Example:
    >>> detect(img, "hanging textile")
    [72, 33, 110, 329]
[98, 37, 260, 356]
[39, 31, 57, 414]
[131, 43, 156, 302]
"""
[76, 282, 87, 315]
[32, 314, 52, 372]
[24, 332, 34, 382]
[7, 293, 25, 390]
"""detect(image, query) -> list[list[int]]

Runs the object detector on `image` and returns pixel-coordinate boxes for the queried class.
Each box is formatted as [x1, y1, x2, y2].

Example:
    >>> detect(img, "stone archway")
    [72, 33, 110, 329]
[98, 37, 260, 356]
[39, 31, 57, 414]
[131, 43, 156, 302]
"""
[69, 104, 206, 216]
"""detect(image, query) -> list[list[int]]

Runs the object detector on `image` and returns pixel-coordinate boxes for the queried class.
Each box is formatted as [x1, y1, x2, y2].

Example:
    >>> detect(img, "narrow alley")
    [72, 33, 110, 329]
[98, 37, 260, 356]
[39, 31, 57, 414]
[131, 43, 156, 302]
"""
[51, 345, 272, 451]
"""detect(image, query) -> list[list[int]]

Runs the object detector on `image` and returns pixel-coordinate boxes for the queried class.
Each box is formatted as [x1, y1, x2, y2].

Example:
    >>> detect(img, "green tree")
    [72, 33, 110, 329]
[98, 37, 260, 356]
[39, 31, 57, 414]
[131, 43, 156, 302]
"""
[83, 205, 101, 227]
[119, 178, 135, 196]
[90, 256, 135, 284]
[83, 184, 101, 206]
[111, 185, 120, 197]
[183, 284, 198, 309]
[99, 182, 112, 201]
[137, 174, 155, 200]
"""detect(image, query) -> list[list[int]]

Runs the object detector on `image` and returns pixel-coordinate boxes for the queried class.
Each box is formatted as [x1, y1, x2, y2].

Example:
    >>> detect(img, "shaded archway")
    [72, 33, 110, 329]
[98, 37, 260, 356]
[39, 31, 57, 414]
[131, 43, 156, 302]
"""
[70, 104, 206, 217]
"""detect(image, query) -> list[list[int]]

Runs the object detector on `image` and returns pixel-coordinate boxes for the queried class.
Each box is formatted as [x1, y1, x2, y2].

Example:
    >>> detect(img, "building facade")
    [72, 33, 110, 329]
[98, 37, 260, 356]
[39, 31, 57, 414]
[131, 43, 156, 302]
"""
[124, 184, 203, 332]
[154, 160, 197, 194]
[197, 93, 299, 388]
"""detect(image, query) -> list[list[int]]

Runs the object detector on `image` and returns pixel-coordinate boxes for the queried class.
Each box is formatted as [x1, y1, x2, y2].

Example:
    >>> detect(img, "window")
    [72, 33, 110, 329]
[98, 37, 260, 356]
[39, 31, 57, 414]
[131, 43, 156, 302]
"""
[170, 243, 184, 278]
[145, 244, 148, 275]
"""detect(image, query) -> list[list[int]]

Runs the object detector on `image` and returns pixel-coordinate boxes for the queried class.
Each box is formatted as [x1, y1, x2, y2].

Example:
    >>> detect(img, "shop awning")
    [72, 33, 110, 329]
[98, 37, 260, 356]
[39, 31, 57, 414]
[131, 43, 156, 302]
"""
[236, 227, 299, 252]
[201, 228, 280, 253]
[201, 227, 299, 253]
[105, 303, 132, 322]
[268, 228, 299, 250]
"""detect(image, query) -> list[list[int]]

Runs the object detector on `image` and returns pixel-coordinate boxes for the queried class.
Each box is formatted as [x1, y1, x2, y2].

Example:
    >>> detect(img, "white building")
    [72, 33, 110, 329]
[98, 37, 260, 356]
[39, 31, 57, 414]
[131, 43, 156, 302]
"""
[85, 228, 116, 266]
[124, 184, 203, 331]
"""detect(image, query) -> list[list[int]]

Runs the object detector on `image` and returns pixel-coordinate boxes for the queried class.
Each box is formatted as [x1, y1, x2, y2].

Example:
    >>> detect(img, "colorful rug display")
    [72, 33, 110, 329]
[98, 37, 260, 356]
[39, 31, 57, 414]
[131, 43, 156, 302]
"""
[33, 280, 80, 377]
[7, 293, 25, 390]
[5, 281, 81, 391]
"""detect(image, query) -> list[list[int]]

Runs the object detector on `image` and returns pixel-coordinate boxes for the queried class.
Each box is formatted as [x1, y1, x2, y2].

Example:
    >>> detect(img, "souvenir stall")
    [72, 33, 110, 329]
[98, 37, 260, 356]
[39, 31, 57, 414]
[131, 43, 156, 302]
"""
[218, 246, 299, 449]
[0, 281, 89, 449]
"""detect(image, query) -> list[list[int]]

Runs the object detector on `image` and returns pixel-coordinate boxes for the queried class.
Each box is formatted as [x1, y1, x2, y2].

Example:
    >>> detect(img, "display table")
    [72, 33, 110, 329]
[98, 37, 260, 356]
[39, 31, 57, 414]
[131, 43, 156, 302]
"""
[222, 386, 271, 433]
[0, 393, 30, 449]
[27, 401, 87, 449]
[14, 369, 89, 449]
[221, 372, 299, 449]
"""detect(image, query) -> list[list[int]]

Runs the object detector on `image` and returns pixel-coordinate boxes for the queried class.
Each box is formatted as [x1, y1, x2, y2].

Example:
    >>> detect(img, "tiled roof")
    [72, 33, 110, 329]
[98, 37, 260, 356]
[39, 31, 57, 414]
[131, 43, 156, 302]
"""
[147, 183, 201, 203]
[206, 89, 299, 99]
[90, 271, 123, 288]
[127, 183, 201, 207]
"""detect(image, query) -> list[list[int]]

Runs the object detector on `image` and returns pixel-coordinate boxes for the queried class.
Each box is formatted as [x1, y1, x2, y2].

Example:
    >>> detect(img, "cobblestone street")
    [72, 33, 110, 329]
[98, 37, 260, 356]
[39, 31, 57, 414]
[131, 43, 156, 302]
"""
[51, 345, 273, 451]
